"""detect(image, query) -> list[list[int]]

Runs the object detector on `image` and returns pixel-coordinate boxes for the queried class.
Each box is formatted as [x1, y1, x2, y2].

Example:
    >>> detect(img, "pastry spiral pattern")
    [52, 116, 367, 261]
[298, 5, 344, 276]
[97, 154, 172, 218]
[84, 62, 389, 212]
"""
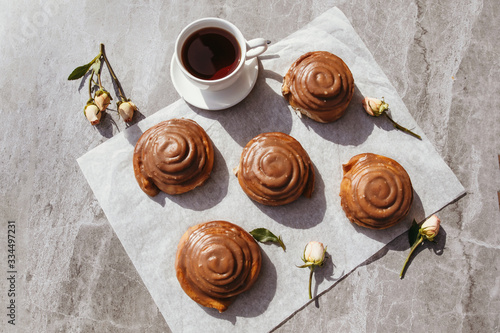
[340, 153, 413, 229]
[133, 118, 214, 196]
[282, 51, 354, 123]
[236, 132, 314, 206]
[175, 221, 262, 313]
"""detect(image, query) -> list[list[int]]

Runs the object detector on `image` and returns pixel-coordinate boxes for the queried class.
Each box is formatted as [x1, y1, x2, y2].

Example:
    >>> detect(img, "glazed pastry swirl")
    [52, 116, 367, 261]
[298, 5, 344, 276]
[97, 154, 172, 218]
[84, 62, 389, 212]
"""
[282, 51, 354, 123]
[175, 221, 261, 313]
[236, 132, 314, 206]
[340, 153, 413, 229]
[133, 118, 214, 196]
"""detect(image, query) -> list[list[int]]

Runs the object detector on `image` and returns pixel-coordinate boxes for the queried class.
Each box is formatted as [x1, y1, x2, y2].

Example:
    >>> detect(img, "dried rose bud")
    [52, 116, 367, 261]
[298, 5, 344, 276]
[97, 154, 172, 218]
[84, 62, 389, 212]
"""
[420, 215, 440, 241]
[94, 89, 112, 111]
[303, 241, 326, 265]
[84, 102, 101, 125]
[362, 97, 389, 117]
[118, 101, 137, 122]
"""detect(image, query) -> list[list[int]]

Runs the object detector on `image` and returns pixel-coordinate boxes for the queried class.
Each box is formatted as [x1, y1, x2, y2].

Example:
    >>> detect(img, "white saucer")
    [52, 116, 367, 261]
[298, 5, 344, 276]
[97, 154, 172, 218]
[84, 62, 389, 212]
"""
[170, 56, 259, 110]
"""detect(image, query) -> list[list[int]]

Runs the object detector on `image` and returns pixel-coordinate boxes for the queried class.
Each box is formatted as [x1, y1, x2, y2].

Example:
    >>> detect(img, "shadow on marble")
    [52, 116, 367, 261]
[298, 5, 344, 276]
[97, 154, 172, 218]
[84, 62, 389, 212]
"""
[94, 111, 120, 138]
[77, 69, 92, 93]
[199, 249, 278, 325]
[251, 163, 327, 229]
[150, 144, 230, 210]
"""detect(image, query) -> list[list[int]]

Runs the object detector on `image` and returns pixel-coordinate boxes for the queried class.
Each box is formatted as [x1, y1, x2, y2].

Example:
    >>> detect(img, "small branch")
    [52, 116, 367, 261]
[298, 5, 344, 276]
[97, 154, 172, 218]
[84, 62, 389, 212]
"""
[400, 236, 424, 278]
[384, 112, 422, 140]
[97, 59, 103, 89]
[308, 267, 314, 299]
[88, 71, 94, 100]
[100, 43, 127, 101]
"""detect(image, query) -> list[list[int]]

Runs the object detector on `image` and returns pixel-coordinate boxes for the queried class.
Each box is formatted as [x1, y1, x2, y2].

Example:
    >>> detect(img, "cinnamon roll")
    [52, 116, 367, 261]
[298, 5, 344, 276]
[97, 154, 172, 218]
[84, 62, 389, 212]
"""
[133, 118, 214, 196]
[339, 153, 413, 229]
[282, 51, 354, 123]
[235, 132, 314, 206]
[175, 221, 262, 312]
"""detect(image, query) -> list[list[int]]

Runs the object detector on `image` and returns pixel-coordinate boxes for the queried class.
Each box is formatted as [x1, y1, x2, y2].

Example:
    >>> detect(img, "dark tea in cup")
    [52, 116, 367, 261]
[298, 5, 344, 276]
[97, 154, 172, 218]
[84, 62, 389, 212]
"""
[181, 27, 241, 80]
[174, 18, 268, 91]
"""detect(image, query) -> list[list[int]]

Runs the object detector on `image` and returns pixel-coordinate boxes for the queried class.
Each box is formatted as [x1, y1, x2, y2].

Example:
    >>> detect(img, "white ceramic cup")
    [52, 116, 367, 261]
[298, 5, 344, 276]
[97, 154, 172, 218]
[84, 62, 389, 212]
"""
[175, 18, 268, 91]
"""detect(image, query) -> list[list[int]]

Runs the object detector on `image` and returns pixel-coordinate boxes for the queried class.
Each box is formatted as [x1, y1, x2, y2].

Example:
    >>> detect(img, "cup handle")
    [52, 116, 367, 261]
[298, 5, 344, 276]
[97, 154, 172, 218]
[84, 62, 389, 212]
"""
[245, 38, 268, 59]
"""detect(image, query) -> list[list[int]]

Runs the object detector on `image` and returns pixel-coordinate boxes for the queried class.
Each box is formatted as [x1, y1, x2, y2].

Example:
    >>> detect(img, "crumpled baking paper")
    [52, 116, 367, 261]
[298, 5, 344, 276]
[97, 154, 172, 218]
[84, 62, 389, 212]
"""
[77, 7, 465, 333]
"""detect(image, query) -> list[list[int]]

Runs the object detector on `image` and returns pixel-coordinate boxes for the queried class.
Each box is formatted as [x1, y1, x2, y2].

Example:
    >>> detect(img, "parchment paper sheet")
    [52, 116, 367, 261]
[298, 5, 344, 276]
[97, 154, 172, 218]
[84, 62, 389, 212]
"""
[78, 7, 465, 333]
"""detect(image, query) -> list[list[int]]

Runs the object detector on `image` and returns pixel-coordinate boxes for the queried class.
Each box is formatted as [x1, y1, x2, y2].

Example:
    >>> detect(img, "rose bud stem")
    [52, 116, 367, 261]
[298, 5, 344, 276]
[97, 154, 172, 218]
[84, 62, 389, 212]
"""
[87, 70, 95, 100]
[97, 60, 104, 90]
[399, 215, 440, 278]
[308, 266, 315, 299]
[399, 235, 423, 279]
[100, 43, 127, 102]
[298, 241, 327, 299]
[383, 112, 422, 140]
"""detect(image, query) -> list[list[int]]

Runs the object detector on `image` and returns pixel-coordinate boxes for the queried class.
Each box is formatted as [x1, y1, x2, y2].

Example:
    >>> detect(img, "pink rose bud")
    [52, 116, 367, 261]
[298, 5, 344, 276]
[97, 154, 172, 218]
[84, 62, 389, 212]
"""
[84, 103, 101, 125]
[118, 101, 137, 122]
[94, 89, 112, 111]
[362, 97, 389, 117]
[304, 241, 326, 265]
[420, 215, 440, 241]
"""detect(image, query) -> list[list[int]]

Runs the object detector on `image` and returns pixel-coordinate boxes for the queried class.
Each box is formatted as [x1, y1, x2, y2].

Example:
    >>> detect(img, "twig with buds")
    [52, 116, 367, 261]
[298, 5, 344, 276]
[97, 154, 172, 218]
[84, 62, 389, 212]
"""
[68, 43, 137, 125]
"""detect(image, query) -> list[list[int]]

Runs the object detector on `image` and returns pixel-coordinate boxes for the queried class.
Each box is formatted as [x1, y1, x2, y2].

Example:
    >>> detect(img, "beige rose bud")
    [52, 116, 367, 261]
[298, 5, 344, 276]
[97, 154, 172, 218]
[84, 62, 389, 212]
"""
[118, 101, 137, 122]
[420, 215, 440, 241]
[94, 89, 112, 111]
[299, 241, 328, 299]
[84, 103, 101, 125]
[304, 241, 326, 265]
[362, 97, 389, 117]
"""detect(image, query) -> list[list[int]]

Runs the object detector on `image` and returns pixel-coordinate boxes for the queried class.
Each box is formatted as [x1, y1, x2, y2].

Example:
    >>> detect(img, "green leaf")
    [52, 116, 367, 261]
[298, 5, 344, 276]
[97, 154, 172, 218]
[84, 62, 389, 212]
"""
[68, 54, 100, 80]
[68, 62, 93, 80]
[408, 219, 420, 246]
[250, 228, 286, 251]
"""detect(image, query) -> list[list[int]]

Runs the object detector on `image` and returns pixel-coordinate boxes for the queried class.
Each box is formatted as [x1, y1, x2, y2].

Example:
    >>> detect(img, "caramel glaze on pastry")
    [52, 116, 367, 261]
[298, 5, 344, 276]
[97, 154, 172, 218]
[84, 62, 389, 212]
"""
[235, 132, 314, 206]
[133, 118, 214, 196]
[340, 153, 413, 230]
[282, 51, 354, 123]
[175, 221, 262, 313]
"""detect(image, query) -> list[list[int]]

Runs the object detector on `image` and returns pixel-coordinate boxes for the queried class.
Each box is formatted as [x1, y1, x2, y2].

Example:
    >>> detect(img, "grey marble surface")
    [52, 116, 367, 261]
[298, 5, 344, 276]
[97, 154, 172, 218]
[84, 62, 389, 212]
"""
[0, 0, 498, 332]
